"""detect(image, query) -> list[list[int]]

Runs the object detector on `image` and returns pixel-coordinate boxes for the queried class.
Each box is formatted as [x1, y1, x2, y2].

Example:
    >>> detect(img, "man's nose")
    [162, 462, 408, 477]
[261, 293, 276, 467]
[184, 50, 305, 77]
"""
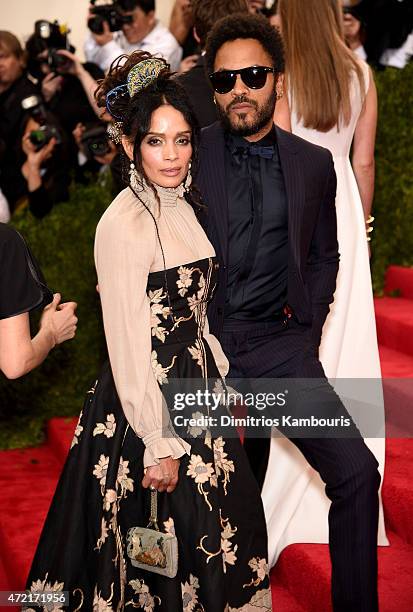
[231, 74, 249, 97]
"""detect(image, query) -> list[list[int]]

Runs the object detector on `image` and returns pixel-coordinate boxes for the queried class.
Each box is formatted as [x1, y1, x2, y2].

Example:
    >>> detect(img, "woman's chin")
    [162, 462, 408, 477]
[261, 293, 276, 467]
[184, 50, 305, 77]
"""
[154, 176, 185, 189]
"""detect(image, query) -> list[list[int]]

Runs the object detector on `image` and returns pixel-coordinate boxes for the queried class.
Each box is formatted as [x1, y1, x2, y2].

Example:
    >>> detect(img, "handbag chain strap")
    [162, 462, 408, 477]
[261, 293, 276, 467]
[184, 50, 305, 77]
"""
[147, 489, 159, 531]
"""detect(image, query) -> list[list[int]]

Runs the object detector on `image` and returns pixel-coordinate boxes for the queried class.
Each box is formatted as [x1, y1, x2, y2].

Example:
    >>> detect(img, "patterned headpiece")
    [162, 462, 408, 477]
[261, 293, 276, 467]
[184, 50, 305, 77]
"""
[105, 57, 168, 120]
[127, 58, 167, 97]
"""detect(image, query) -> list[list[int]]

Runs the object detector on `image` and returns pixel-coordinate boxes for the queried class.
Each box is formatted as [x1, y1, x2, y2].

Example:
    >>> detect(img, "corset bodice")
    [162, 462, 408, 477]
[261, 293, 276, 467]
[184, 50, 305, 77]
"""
[147, 256, 219, 346]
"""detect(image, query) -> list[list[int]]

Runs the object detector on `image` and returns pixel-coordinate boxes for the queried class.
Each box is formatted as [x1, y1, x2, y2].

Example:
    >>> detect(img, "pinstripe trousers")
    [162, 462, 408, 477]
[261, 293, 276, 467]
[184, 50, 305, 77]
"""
[220, 317, 380, 612]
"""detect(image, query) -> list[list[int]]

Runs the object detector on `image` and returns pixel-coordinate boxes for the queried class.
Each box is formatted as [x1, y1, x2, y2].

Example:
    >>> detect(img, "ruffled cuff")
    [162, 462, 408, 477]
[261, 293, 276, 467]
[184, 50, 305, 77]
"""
[142, 425, 191, 468]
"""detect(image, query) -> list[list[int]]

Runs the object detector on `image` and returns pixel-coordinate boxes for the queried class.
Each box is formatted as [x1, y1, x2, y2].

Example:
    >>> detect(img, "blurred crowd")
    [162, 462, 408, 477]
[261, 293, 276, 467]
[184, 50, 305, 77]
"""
[0, 0, 411, 223]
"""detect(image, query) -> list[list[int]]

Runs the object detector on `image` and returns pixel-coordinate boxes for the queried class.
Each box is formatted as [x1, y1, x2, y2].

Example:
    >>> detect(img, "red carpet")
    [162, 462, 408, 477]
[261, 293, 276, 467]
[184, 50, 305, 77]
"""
[0, 266, 412, 611]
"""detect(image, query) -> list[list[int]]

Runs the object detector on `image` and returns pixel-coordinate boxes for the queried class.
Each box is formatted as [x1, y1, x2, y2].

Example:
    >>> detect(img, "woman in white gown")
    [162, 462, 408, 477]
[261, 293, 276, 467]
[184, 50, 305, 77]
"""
[263, 0, 388, 567]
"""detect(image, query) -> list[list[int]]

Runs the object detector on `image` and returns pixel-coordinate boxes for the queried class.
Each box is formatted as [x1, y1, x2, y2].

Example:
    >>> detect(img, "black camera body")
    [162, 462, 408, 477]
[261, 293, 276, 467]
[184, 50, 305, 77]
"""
[48, 48, 72, 73]
[88, 1, 133, 34]
[34, 20, 74, 74]
[81, 125, 111, 160]
[21, 95, 62, 151]
[29, 125, 61, 152]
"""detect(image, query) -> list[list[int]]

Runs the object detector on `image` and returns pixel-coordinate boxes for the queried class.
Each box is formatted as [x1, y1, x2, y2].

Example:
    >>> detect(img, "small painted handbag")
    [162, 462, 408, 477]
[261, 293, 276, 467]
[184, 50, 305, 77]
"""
[126, 489, 178, 578]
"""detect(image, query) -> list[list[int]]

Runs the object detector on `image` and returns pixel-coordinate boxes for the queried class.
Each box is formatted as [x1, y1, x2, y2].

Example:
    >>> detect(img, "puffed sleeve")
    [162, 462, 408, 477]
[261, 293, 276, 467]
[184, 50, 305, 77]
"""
[0, 224, 53, 320]
[94, 202, 191, 467]
[203, 317, 229, 379]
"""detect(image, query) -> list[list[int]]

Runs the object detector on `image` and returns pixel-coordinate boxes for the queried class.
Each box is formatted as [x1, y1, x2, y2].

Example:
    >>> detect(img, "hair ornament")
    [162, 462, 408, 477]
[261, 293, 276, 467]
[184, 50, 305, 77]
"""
[127, 57, 168, 97]
[106, 121, 123, 144]
[105, 57, 169, 119]
[105, 84, 128, 119]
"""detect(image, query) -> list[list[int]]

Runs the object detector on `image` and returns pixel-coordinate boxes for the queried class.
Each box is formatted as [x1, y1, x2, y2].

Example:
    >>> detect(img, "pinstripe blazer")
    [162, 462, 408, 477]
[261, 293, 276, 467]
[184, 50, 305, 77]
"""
[195, 122, 339, 349]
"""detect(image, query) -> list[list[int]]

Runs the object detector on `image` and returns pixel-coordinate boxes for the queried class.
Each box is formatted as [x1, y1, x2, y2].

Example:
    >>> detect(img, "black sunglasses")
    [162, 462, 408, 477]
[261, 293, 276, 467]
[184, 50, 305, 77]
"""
[209, 66, 276, 94]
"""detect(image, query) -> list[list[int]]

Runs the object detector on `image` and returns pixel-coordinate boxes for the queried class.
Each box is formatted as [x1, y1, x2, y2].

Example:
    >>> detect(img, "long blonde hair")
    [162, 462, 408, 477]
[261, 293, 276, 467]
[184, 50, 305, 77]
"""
[279, 0, 365, 131]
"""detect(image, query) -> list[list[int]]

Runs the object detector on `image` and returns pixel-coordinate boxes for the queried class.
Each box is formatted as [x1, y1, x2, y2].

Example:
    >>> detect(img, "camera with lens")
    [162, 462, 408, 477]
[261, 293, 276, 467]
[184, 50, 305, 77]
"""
[88, 0, 133, 34]
[81, 125, 111, 160]
[34, 20, 74, 73]
[21, 95, 62, 151]
[29, 126, 61, 152]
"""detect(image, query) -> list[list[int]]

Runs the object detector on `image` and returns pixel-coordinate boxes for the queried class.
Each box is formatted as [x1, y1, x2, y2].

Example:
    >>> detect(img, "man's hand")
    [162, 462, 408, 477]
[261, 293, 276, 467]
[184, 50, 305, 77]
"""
[22, 135, 56, 173]
[92, 19, 114, 46]
[57, 49, 83, 77]
[179, 54, 199, 74]
[41, 73, 63, 102]
[142, 456, 180, 493]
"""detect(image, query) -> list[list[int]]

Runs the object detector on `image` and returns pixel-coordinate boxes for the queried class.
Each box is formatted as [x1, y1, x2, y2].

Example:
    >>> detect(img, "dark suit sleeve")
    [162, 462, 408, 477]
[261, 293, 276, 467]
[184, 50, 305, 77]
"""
[306, 154, 339, 350]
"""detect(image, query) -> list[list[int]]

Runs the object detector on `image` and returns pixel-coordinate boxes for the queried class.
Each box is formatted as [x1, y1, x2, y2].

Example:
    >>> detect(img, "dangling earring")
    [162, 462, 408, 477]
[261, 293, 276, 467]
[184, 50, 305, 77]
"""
[213, 96, 217, 106]
[129, 161, 140, 192]
[184, 161, 192, 192]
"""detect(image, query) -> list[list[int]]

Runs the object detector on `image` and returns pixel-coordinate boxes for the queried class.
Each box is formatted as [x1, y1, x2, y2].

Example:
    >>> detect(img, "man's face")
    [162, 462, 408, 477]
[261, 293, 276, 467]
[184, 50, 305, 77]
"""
[213, 38, 277, 138]
[121, 7, 155, 44]
[0, 47, 23, 89]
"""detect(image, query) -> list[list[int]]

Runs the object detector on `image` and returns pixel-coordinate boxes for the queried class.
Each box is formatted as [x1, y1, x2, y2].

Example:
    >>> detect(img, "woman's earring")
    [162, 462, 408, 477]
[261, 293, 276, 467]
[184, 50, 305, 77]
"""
[129, 161, 140, 192]
[184, 161, 192, 192]
[106, 121, 123, 144]
[213, 97, 217, 106]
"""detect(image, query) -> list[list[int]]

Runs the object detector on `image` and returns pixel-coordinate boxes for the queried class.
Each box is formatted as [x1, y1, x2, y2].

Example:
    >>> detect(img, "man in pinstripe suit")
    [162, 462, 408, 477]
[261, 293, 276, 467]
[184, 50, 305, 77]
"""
[195, 13, 381, 612]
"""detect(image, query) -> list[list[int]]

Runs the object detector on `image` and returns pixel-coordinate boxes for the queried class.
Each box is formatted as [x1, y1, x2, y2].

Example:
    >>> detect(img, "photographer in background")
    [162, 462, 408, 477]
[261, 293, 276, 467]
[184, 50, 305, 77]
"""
[169, 0, 200, 71]
[0, 31, 41, 211]
[25, 21, 104, 171]
[72, 118, 126, 195]
[84, 0, 182, 72]
[20, 99, 70, 219]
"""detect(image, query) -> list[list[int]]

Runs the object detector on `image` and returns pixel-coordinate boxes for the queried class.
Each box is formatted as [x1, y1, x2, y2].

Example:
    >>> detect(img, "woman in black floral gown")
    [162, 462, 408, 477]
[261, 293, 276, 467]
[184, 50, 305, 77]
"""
[25, 52, 272, 612]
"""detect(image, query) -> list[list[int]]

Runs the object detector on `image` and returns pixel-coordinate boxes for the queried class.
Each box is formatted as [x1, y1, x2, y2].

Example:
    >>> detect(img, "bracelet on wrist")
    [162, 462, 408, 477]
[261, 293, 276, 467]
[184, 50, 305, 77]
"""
[365, 215, 374, 241]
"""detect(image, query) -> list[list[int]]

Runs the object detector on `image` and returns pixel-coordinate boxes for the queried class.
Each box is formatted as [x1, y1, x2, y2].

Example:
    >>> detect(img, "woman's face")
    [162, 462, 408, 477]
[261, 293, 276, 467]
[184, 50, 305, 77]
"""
[140, 105, 192, 189]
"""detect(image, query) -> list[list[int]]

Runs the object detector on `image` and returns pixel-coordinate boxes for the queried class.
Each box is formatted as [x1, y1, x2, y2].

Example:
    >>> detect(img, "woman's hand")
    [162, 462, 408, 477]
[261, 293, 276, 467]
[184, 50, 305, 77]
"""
[40, 293, 78, 345]
[142, 456, 180, 493]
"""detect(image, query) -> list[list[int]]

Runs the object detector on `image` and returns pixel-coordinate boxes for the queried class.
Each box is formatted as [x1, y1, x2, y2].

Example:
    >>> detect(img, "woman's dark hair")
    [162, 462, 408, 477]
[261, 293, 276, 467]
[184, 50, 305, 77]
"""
[205, 12, 285, 76]
[95, 50, 203, 211]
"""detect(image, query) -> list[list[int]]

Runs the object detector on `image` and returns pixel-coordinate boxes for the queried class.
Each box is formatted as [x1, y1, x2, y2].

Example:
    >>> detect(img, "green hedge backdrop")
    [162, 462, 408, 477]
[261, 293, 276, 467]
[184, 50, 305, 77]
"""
[1, 64, 412, 449]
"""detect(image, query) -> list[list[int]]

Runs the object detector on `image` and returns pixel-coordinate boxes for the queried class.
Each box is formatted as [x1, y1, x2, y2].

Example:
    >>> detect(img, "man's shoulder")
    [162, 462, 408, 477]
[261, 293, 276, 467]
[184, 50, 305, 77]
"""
[276, 126, 332, 164]
[200, 122, 225, 148]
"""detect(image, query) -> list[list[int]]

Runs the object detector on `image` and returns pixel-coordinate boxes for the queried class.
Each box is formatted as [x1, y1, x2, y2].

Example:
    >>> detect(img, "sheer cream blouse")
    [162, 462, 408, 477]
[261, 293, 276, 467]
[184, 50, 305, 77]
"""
[94, 184, 229, 467]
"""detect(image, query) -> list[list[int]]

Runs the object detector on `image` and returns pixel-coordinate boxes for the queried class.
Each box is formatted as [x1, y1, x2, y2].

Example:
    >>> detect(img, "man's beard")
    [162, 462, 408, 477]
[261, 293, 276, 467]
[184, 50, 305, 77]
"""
[217, 90, 277, 137]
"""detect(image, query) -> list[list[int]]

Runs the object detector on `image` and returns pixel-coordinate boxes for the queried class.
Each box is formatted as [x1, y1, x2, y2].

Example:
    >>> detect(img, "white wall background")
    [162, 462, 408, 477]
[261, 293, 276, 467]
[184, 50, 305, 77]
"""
[0, 0, 175, 60]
